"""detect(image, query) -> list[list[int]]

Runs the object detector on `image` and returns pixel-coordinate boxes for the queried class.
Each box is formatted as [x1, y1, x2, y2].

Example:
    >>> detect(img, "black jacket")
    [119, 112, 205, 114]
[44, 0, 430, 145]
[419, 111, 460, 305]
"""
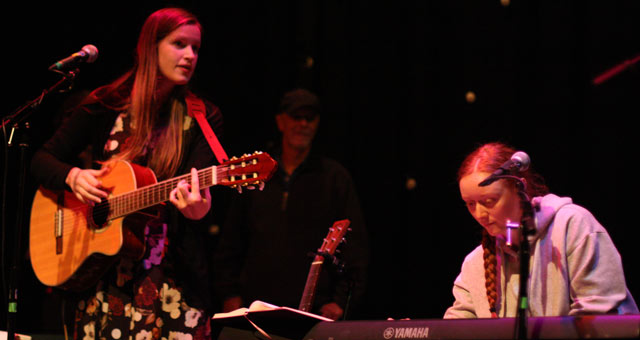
[213, 150, 369, 316]
[30, 94, 223, 312]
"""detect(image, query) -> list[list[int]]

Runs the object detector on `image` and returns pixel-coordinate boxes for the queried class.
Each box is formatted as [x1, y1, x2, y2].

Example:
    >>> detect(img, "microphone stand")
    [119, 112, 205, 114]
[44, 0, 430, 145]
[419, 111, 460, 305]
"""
[512, 177, 535, 340]
[478, 174, 534, 340]
[2, 69, 78, 340]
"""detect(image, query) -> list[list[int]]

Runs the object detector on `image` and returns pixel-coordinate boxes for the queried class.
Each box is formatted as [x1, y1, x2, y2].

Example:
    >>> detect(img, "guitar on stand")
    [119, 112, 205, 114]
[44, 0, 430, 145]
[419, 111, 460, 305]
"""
[29, 152, 277, 291]
[299, 219, 350, 314]
[210, 219, 348, 340]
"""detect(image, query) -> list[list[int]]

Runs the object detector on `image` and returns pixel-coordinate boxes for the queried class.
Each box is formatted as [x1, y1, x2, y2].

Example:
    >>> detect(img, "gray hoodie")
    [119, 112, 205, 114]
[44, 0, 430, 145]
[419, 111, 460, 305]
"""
[444, 194, 638, 318]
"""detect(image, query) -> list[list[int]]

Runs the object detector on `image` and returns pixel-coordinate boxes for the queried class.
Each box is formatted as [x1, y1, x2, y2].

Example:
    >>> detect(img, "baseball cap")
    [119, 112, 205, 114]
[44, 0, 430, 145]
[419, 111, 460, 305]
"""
[278, 88, 320, 117]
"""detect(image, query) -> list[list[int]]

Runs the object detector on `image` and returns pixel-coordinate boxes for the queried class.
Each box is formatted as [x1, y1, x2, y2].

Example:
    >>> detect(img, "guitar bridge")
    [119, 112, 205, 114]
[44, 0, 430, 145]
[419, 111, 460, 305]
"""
[55, 205, 63, 254]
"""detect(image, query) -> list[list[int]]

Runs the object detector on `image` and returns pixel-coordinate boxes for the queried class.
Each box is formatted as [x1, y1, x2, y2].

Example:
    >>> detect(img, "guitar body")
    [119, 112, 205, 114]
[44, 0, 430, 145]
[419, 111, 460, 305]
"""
[29, 161, 157, 291]
[29, 152, 277, 291]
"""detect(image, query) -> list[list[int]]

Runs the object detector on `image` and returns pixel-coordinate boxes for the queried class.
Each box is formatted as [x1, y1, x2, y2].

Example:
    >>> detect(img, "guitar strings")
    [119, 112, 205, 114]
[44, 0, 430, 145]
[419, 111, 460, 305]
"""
[51, 159, 263, 236]
[53, 167, 225, 235]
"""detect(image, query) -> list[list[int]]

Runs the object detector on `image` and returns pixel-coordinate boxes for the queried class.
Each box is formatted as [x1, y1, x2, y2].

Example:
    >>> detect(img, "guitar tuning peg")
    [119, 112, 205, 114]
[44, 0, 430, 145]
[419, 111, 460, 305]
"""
[259, 182, 265, 191]
[231, 156, 238, 161]
[341, 238, 348, 244]
[236, 186, 243, 194]
[254, 151, 262, 154]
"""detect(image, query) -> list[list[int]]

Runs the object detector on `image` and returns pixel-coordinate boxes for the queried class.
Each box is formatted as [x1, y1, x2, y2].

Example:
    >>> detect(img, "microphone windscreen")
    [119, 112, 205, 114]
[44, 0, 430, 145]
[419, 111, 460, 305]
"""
[81, 44, 99, 63]
[511, 151, 530, 171]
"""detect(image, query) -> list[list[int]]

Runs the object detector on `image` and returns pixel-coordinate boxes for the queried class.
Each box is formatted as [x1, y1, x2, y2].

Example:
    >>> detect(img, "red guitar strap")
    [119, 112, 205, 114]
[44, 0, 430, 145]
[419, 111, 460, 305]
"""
[185, 93, 229, 163]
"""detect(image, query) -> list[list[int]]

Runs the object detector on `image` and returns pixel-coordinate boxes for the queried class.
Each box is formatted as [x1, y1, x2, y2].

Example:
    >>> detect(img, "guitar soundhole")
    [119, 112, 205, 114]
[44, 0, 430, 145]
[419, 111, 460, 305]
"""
[89, 201, 110, 230]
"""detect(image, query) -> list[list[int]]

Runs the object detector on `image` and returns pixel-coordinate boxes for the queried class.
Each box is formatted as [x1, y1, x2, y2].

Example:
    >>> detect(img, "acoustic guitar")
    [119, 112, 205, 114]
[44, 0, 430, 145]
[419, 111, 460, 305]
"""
[298, 219, 350, 313]
[29, 152, 277, 291]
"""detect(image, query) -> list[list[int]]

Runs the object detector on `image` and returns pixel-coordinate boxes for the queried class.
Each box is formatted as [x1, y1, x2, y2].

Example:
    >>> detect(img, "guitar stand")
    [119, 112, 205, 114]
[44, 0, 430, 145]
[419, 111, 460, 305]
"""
[2, 69, 79, 340]
[305, 250, 356, 320]
[307, 251, 346, 273]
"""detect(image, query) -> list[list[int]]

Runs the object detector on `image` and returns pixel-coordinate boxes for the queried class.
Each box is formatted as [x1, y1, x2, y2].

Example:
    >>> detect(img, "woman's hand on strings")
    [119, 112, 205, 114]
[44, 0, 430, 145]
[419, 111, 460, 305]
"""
[170, 167, 211, 220]
[66, 167, 110, 205]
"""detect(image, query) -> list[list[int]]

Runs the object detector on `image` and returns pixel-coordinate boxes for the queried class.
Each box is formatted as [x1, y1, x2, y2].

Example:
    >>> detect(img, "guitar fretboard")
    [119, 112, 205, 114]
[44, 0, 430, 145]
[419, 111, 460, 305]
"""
[299, 258, 324, 312]
[108, 166, 218, 219]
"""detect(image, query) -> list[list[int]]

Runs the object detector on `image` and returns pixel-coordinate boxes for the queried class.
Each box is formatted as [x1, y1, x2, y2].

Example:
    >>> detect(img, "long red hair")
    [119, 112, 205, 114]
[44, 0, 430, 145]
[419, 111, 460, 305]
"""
[89, 8, 202, 179]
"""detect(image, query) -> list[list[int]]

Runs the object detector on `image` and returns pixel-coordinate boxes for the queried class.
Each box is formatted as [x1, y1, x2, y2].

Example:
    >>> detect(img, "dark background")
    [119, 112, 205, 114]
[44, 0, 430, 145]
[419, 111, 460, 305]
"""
[2, 0, 638, 335]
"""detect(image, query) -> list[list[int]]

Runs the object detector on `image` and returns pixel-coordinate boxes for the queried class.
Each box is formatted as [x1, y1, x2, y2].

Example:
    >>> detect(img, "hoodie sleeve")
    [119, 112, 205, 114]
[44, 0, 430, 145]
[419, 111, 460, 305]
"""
[563, 206, 639, 314]
[444, 272, 478, 319]
[444, 246, 488, 318]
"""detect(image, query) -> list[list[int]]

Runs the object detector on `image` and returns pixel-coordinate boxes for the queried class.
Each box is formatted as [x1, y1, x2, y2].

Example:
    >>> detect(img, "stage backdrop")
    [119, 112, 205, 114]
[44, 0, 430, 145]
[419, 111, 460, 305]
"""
[1, 0, 638, 333]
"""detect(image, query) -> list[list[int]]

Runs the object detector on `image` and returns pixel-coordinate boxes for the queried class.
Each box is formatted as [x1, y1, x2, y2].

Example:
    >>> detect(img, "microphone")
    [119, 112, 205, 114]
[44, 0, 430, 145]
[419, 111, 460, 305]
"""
[48, 44, 99, 71]
[478, 151, 530, 187]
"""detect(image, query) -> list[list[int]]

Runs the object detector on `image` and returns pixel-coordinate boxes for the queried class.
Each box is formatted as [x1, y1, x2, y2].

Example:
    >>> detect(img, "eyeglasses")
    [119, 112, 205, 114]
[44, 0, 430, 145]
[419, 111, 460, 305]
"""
[288, 113, 318, 122]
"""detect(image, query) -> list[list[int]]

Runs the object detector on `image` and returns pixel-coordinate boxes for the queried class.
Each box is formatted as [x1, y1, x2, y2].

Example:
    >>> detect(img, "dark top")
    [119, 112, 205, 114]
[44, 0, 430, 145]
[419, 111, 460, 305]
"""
[213, 150, 370, 316]
[30, 93, 223, 312]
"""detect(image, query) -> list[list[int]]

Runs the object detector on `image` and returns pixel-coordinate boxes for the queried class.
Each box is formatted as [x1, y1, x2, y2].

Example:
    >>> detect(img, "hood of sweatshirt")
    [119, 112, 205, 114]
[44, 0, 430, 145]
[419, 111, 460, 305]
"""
[531, 193, 573, 242]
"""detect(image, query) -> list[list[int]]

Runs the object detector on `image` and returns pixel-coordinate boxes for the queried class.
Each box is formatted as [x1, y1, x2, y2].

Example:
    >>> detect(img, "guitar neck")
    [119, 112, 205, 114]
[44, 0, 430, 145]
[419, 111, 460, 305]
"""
[109, 166, 218, 219]
[298, 220, 350, 313]
[299, 255, 325, 312]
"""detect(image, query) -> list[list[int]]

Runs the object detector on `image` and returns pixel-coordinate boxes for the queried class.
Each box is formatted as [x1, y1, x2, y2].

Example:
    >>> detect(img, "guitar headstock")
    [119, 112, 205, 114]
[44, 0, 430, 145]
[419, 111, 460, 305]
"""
[219, 152, 278, 189]
[319, 219, 351, 255]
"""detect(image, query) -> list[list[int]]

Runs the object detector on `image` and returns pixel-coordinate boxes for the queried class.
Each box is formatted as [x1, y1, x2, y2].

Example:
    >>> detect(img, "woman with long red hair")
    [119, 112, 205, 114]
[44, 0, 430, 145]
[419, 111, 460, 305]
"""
[31, 7, 222, 339]
[444, 142, 637, 318]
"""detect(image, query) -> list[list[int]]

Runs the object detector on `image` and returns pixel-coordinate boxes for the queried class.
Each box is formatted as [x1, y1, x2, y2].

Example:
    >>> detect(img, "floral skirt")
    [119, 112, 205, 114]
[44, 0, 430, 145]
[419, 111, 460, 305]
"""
[73, 223, 210, 340]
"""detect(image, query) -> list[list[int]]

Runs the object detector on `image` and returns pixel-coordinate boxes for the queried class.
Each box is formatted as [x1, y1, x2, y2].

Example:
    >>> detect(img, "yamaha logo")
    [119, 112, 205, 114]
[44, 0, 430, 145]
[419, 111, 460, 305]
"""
[383, 327, 429, 339]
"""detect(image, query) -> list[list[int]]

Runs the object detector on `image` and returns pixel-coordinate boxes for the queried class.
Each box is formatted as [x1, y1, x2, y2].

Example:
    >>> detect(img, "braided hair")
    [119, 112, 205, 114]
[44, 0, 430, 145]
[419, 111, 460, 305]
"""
[481, 229, 498, 317]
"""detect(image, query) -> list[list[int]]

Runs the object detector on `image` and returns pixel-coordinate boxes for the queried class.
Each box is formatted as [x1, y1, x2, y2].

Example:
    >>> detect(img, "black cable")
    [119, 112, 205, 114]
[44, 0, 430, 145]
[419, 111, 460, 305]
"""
[1, 121, 10, 322]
